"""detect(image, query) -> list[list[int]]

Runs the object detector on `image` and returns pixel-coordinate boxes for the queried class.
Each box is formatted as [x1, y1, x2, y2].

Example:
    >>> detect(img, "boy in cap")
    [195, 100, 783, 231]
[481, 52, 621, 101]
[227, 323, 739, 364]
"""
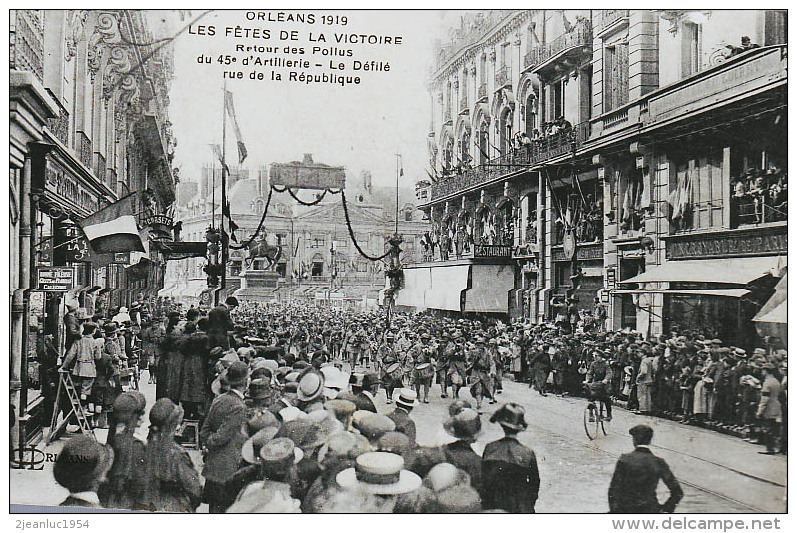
[608, 424, 682, 513]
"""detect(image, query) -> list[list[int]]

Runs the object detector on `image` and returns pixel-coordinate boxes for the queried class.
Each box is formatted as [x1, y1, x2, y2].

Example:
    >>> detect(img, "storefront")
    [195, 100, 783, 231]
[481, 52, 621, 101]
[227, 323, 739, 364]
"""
[619, 242, 786, 347]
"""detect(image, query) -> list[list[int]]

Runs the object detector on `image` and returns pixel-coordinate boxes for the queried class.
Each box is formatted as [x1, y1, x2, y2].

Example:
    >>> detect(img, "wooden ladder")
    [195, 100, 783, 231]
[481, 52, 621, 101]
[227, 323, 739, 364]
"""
[46, 371, 96, 444]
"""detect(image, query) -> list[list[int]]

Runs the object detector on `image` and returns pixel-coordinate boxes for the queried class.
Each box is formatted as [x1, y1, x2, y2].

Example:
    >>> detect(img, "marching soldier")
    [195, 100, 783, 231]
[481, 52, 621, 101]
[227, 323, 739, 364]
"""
[468, 337, 494, 413]
[379, 333, 403, 403]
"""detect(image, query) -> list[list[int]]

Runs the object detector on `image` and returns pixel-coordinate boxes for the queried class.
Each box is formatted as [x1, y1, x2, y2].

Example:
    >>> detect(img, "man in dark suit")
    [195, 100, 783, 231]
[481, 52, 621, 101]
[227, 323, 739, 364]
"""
[608, 424, 683, 513]
[200, 361, 249, 513]
[387, 388, 418, 446]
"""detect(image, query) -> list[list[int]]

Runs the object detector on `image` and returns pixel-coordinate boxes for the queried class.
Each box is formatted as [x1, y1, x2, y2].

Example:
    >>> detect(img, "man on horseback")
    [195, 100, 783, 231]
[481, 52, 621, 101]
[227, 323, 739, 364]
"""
[246, 232, 282, 270]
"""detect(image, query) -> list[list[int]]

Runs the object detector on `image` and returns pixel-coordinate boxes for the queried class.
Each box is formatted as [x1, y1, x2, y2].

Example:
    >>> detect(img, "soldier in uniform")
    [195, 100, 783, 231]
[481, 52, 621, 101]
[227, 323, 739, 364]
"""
[468, 337, 494, 413]
[436, 332, 453, 398]
[379, 333, 402, 404]
[448, 334, 468, 399]
[412, 334, 435, 404]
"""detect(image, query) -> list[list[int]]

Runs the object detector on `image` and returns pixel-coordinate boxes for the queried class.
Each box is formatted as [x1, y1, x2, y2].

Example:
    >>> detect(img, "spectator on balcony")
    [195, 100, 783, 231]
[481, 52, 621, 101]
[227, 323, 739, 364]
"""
[726, 36, 760, 57]
[557, 116, 573, 133]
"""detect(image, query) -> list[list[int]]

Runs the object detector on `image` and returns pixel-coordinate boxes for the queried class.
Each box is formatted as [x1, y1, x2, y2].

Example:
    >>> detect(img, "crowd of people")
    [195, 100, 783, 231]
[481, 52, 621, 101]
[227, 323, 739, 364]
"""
[47, 298, 785, 512]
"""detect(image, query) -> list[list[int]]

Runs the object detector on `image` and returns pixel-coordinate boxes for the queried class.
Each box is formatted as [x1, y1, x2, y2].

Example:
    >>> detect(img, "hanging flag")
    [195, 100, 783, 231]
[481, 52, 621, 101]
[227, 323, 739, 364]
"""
[222, 200, 239, 243]
[224, 90, 248, 164]
[77, 193, 145, 254]
[81, 215, 144, 254]
[399, 166, 404, 178]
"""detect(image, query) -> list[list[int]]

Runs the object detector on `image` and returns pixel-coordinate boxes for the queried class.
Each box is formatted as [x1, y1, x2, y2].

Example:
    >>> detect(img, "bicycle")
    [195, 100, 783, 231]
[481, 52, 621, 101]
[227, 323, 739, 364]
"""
[583, 382, 610, 440]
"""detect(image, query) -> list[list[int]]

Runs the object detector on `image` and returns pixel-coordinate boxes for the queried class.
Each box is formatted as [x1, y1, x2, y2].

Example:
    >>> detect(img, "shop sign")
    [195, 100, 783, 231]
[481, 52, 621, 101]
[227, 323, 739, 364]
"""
[667, 229, 787, 260]
[37, 267, 74, 291]
[44, 157, 100, 215]
[473, 244, 512, 258]
[552, 243, 604, 262]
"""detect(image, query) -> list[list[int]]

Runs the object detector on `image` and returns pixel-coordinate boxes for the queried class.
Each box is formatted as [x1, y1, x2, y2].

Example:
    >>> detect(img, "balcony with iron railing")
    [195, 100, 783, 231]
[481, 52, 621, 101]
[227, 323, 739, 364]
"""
[10, 10, 45, 83]
[75, 131, 93, 170]
[495, 66, 512, 89]
[429, 122, 590, 202]
[527, 21, 593, 74]
[596, 9, 629, 35]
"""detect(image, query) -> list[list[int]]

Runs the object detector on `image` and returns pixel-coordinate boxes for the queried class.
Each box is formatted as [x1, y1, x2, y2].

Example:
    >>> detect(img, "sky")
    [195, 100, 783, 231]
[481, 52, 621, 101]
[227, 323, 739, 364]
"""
[156, 9, 465, 190]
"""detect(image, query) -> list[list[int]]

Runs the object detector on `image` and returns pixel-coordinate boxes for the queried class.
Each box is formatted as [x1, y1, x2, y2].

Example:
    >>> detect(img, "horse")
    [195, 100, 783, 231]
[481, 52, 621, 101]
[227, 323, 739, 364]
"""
[245, 235, 282, 270]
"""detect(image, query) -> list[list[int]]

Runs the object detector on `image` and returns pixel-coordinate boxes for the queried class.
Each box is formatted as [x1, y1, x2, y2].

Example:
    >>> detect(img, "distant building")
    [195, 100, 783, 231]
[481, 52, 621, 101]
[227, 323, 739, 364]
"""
[166, 163, 430, 307]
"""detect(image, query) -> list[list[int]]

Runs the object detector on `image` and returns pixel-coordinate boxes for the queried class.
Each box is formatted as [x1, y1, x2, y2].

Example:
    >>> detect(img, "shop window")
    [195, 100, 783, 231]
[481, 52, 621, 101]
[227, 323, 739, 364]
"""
[669, 150, 724, 233]
[311, 261, 324, 277]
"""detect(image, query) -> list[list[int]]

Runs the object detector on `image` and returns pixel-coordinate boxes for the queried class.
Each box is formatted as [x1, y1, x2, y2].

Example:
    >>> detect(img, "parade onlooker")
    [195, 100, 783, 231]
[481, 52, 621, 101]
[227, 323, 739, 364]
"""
[481, 403, 539, 513]
[200, 361, 250, 513]
[608, 425, 683, 513]
[140, 398, 203, 512]
[99, 391, 146, 509]
[54, 435, 114, 509]
[756, 363, 782, 455]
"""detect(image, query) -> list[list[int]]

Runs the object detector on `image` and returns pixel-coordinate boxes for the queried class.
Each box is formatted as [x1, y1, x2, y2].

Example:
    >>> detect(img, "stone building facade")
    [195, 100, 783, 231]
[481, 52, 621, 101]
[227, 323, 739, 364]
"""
[412, 9, 786, 343]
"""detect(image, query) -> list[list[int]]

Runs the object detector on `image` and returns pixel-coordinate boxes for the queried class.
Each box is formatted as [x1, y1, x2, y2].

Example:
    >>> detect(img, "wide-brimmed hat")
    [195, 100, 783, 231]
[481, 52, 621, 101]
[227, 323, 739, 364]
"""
[324, 399, 357, 422]
[113, 391, 145, 423]
[297, 372, 325, 402]
[241, 426, 280, 464]
[259, 437, 303, 473]
[336, 452, 422, 495]
[276, 418, 328, 451]
[355, 413, 396, 442]
[318, 431, 371, 467]
[247, 378, 272, 400]
[443, 408, 482, 441]
[490, 403, 528, 432]
[246, 409, 280, 436]
[53, 435, 114, 492]
[395, 388, 419, 408]
[226, 361, 250, 388]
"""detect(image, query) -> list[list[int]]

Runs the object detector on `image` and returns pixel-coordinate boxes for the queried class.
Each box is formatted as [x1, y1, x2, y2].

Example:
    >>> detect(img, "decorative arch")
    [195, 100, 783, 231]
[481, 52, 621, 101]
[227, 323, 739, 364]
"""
[455, 116, 472, 164]
[518, 75, 540, 136]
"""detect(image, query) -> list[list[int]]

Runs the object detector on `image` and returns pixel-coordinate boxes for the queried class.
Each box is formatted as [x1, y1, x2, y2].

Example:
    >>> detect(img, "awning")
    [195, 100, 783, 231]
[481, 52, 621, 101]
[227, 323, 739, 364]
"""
[176, 279, 207, 300]
[153, 240, 208, 260]
[395, 267, 432, 308]
[612, 288, 751, 298]
[753, 300, 786, 324]
[157, 282, 178, 298]
[464, 264, 514, 313]
[425, 265, 470, 311]
[753, 273, 787, 324]
[620, 256, 786, 285]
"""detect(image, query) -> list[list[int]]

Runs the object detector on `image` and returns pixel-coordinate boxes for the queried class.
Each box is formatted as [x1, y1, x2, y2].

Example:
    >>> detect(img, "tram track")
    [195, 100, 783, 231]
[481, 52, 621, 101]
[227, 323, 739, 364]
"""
[495, 386, 783, 513]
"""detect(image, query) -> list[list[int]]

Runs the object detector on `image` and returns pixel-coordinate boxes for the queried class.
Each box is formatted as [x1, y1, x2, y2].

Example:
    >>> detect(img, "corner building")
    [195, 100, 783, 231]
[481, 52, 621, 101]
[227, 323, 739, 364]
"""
[413, 9, 786, 347]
